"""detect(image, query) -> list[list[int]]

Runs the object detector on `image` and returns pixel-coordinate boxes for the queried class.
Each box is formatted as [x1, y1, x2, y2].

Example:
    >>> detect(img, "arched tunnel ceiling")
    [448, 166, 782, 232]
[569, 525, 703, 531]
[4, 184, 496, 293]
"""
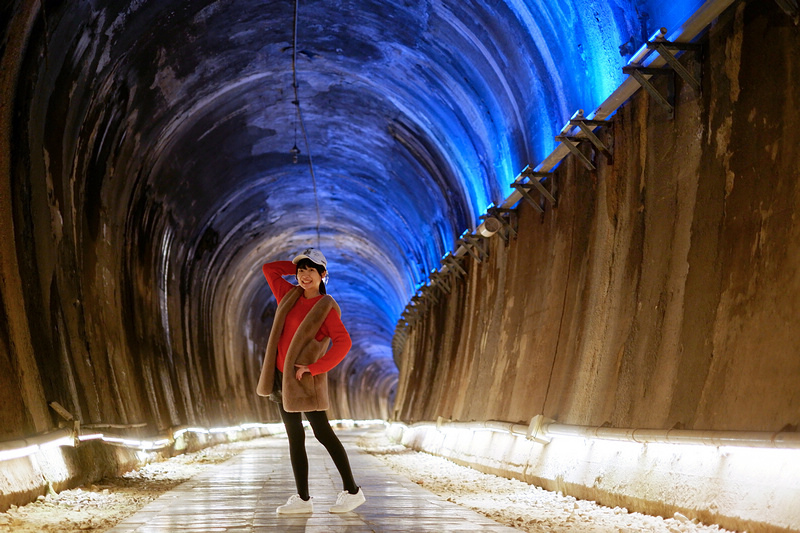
[10, 0, 706, 413]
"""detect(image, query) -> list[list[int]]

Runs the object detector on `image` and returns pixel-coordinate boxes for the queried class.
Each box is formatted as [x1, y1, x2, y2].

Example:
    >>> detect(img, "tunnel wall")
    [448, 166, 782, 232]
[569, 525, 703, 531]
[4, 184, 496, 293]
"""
[0, 1, 379, 448]
[2, 1, 398, 509]
[389, 4, 800, 530]
[395, 0, 800, 436]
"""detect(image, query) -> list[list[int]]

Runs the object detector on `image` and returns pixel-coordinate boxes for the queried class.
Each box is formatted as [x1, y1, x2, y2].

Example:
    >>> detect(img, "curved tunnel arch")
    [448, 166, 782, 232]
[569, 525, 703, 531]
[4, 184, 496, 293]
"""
[3, 0, 704, 426]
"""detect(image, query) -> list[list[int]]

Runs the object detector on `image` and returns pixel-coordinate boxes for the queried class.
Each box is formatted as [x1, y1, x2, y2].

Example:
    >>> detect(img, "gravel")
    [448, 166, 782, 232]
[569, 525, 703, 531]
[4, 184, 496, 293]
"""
[356, 431, 736, 533]
[0, 429, 736, 532]
[0, 441, 250, 532]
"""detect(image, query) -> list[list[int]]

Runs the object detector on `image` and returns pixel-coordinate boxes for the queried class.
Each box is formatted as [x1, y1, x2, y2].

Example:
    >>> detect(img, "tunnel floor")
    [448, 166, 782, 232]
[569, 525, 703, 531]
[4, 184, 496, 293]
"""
[105, 429, 517, 532]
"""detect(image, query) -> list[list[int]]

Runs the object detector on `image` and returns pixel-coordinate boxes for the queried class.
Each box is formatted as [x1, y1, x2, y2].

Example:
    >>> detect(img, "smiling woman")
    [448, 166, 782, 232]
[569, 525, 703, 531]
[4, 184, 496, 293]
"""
[256, 248, 365, 514]
[293, 249, 328, 297]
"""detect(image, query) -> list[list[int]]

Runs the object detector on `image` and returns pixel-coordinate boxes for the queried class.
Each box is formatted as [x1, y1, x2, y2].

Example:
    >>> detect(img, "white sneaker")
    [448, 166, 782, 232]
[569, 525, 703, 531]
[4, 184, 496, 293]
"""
[276, 494, 313, 514]
[329, 488, 366, 513]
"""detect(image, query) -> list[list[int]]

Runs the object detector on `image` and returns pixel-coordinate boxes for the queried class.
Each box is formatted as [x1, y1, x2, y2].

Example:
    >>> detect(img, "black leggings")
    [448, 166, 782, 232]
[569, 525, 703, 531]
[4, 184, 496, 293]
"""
[278, 401, 358, 500]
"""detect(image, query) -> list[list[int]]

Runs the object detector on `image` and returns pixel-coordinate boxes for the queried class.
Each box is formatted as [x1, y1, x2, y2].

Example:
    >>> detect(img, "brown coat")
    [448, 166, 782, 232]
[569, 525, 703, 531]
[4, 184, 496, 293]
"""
[256, 286, 340, 412]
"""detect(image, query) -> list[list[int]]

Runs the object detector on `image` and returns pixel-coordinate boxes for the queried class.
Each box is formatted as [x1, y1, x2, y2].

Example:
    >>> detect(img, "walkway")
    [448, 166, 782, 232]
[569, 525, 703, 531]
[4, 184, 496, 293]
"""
[107, 428, 518, 532]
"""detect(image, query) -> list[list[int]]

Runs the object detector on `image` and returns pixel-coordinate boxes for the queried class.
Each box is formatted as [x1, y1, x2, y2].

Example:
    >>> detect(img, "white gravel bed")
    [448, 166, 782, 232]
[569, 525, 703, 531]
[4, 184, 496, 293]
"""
[356, 431, 738, 533]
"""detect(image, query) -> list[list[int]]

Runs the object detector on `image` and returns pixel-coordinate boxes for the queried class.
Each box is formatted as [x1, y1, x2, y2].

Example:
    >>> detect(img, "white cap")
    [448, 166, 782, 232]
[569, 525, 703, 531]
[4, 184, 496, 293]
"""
[292, 247, 327, 269]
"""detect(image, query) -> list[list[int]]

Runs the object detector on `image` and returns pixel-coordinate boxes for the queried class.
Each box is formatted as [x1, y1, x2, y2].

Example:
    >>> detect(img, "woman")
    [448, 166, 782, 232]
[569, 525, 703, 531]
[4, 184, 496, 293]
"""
[256, 247, 366, 514]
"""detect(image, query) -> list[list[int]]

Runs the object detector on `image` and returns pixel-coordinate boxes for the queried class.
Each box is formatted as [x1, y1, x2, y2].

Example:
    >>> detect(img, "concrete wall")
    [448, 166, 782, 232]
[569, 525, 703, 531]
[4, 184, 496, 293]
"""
[1, 0, 396, 509]
[390, 5, 800, 530]
[395, 0, 800, 434]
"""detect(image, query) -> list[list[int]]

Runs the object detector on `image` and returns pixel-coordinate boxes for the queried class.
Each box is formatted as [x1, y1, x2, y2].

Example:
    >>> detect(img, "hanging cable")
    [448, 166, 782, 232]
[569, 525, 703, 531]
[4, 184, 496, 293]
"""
[292, 0, 322, 247]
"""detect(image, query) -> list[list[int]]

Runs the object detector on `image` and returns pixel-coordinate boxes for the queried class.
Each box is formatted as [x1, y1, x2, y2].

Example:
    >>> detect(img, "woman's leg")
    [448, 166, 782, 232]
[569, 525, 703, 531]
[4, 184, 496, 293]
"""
[279, 402, 310, 500]
[304, 410, 358, 494]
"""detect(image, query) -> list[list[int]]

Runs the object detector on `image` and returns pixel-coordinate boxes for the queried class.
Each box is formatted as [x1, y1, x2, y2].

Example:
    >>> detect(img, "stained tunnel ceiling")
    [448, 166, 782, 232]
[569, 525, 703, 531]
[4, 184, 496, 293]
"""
[10, 0, 707, 405]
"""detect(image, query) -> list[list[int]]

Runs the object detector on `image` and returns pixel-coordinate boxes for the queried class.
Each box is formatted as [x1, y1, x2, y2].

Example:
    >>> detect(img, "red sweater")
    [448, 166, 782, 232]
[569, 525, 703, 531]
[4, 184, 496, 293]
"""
[262, 261, 352, 376]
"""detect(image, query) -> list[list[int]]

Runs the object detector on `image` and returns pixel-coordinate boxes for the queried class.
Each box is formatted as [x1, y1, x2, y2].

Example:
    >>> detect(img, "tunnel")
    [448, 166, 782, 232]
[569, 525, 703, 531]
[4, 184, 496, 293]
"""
[2, 0, 800, 531]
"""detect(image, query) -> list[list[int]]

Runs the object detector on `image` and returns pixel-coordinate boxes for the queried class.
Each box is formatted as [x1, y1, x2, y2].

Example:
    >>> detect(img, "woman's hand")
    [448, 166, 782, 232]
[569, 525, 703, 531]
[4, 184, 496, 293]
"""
[294, 364, 310, 380]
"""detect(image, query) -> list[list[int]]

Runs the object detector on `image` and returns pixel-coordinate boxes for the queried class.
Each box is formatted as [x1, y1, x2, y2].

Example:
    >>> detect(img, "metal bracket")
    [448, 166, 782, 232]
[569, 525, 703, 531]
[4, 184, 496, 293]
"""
[421, 285, 439, 305]
[554, 110, 612, 171]
[623, 31, 702, 117]
[554, 134, 596, 170]
[511, 169, 558, 211]
[401, 310, 417, 327]
[408, 297, 422, 316]
[622, 65, 676, 115]
[520, 168, 558, 205]
[443, 253, 467, 276]
[457, 232, 488, 262]
[428, 270, 448, 295]
[646, 39, 702, 93]
[411, 294, 428, 312]
[405, 296, 428, 324]
[568, 118, 613, 164]
[394, 326, 409, 341]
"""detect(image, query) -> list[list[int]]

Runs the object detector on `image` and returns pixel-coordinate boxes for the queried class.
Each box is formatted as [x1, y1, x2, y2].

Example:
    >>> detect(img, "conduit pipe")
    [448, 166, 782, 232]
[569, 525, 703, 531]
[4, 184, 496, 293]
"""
[0, 423, 285, 463]
[0, 428, 74, 461]
[541, 422, 800, 449]
[416, 418, 530, 435]
[410, 417, 800, 450]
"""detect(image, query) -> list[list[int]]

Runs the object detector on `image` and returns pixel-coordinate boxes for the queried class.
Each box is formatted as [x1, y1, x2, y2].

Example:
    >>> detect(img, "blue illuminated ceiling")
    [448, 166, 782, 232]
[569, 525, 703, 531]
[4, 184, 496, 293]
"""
[40, 0, 707, 386]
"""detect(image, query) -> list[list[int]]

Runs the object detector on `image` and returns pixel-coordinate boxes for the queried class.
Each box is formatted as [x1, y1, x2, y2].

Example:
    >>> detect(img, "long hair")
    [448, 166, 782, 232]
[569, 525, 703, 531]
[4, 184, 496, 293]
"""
[295, 258, 327, 295]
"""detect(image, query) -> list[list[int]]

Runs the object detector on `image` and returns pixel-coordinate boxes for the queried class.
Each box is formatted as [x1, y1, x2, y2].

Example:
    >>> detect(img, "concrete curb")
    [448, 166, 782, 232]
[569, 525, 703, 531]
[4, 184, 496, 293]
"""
[388, 422, 800, 533]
